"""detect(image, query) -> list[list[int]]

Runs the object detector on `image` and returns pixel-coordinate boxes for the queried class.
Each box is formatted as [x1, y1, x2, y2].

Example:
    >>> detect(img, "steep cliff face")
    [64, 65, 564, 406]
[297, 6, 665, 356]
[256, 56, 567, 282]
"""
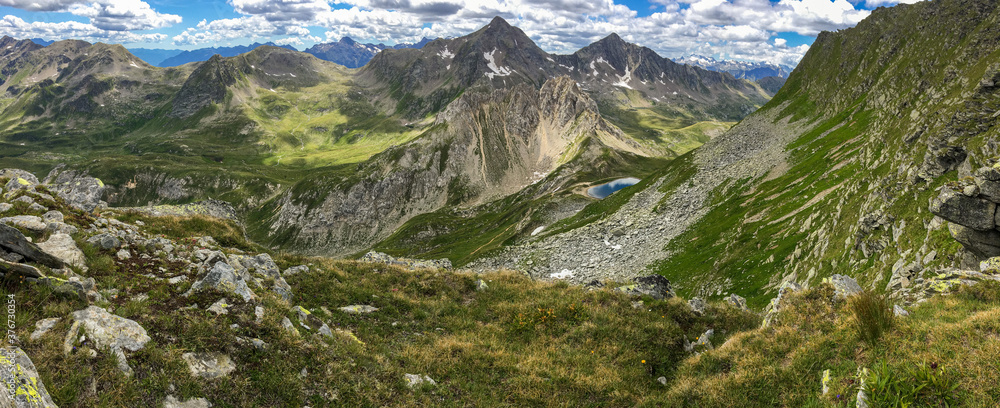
[474, 0, 1000, 307]
[256, 77, 647, 255]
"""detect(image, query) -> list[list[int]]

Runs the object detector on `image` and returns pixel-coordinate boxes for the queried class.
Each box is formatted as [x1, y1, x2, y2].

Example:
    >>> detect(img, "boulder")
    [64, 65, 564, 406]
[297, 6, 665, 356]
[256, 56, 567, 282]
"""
[948, 224, 1000, 260]
[725, 294, 749, 311]
[228, 253, 292, 302]
[30, 318, 61, 341]
[615, 275, 675, 300]
[976, 178, 1000, 203]
[981, 256, 1000, 273]
[37, 233, 87, 270]
[86, 233, 121, 250]
[182, 352, 235, 379]
[474, 279, 489, 291]
[41, 211, 63, 223]
[187, 261, 256, 303]
[0, 259, 43, 279]
[929, 187, 996, 231]
[281, 317, 299, 336]
[762, 281, 802, 327]
[0, 347, 59, 408]
[71, 306, 150, 375]
[0, 223, 64, 268]
[0, 168, 39, 185]
[42, 166, 107, 212]
[687, 297, 707, 315]
[1, 215, 47, 232]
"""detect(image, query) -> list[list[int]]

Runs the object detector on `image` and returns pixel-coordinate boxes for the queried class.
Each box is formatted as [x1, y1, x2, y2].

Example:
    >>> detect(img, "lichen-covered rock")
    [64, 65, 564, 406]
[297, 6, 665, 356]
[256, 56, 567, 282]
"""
[981, 256, 1000, 273]
[687, 297, 707, 315]
[42, 166, 107, 212]
[71, 306, 150, 375]
[37, 233, 87, 270]
[762, 281, 802, 327]
[1, 169, 39, 195]
[86, 233, 121, 250]
[339, 305, 379, 314]
[948, 223, 1000, 260]
[182, 352, 235, 379]
[404, 373, 437, 388]
[1, 215, 47, 232]
[282, 265, 308, 277]
[474, 279, 488, 291]
[228, 253, 292, 302]
[725, 293, 748, 311]
[0, 347, 59, 408]
[929, 187, 996, 231]
[0, 224, 64, 269]
[615, 275, 675, 300]
[187, 261, 256, 302]
[30, 318, 60, 341]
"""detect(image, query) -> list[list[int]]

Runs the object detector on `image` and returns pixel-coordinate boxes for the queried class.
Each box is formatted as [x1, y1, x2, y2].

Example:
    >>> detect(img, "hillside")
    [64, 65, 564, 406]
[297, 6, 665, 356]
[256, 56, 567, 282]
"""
[473, 0, 1000, 309]
[303, 37, 432, 68]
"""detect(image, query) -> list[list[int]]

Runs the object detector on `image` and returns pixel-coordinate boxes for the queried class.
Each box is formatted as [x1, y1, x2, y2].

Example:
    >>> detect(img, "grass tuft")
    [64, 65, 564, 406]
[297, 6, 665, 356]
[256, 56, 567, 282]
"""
[849, 290, 895, 348]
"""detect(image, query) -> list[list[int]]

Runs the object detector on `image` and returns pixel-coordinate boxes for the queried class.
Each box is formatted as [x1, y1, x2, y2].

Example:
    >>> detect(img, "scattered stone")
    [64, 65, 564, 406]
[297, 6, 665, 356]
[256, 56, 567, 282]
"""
[474, 279, 488, 291]
[37, 233, 87, 270]
[615, 275, 675, 300]
[584, 279, 605, 289]
[824, 274, 864, 299]
[1, 215, 47, 232]
[0, 203, 11, 213]
[207, 299, 229, 315]
[318, 323, 334, 338]
[339, 305, 379, 314]
[13, 196, 34, 205]
[762, 281, 802, 327]
[725, 294, 749, 311]
[163, 395, 213, 408]
[657, 376, 668, 386]
[254, 306, 265, 323]
[822, 369, 831, 395]
[0, 223, 65, 268]
[182, 352, 236, 379]
[41, 211, 63, 223]
[250, 338, 268, 351]
[893, 305, 909, 317]
[687, 297, 707, 315]
[168, 275, 189, 285]
[281, 317, 299, 336]
[361, 251, 452, 269]
[116, 249, 131, 260]
[631, 300, 644, 309]
[87, 233, 121, 250]
[684, 329, 714, 352]
[71, 306, 151, 375]
[283, 265, 308, 277]
[227, 253, 293, 302]
[187, 261, 256, 303]
[30, 317, 61, 341]
[0, 347, 59, 408]
[404, 373, 437, 388]
[27, 203, 47, 212]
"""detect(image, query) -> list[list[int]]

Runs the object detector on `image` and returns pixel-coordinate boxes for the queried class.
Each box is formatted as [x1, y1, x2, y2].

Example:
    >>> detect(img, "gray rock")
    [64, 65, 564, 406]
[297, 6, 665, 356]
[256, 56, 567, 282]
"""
[404, 373, 437, 388]
[30, 317, 61, 341]
[187, 261, 257, 303]
[474, 279, 489, 291]
[0, 347, 59, 408]
[762, 281, 802, 327]
[318, 323, 334, 338]
[657, 376, 667, 386]
[37, 233, 87, 270]
[13, 196, 33, 204]
[116, 249, 131, 260]
[1, 215, 47, 232]
[0, 223, 64, 268]
[361, 251, 452, 269]
[0, 259, 43, 279]
[2, 171, 38, 194]
[71, 306, 150, 375]
[948, 223, 1000, 260]
[685, 329, 714, 352]
[929, 187, 996, 231]
[893, 305, 909, 317]
[687, 297, 707, 315]
[41, 211, 64, 223]
[0, 203, 11, 213]
[46, 222, 78, 235]
[207, 299, 229, 315]
[87, 233, 121, 250]
[725, 294, 748, 311]
[182, 352, 236, 379]
[27, 203, 47, 212]
[0, 168, 39, 185]
[615, 275, 675, 300]
[282, 265, 308, 277]
[824, 274, 864, 299]
[976, 178, 1000, 202]
[250, 338, 267, 351]
[163, 395, 212, 408]
[254, 306, 265, 323]
[228, 253, 292, 302]
[281, 317, 299, 336]
[339, 305, 379, 314]
[43, 166, 107, 212]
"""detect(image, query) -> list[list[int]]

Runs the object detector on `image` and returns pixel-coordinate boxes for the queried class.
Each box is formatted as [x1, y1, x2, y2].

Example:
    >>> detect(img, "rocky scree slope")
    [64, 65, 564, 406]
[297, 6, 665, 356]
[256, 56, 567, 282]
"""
[474, 0, 1000, 308]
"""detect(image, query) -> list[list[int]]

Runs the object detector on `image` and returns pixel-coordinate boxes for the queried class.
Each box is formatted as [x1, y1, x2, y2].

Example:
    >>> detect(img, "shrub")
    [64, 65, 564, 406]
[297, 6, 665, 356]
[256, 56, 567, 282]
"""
[849, 290, 895, 347]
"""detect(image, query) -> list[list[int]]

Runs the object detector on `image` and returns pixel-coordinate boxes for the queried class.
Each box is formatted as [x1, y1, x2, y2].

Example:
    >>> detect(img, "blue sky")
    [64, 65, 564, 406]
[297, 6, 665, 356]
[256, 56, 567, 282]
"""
[0, 0, 923, 65]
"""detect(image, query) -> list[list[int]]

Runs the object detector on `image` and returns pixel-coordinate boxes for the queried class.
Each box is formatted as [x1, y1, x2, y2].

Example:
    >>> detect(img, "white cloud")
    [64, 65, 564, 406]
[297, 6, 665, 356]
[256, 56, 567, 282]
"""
[0, 14, 166, 42]
[0, 0, 84, 12]
[68, 0, 182, 31]
[862, 0, 923, 6]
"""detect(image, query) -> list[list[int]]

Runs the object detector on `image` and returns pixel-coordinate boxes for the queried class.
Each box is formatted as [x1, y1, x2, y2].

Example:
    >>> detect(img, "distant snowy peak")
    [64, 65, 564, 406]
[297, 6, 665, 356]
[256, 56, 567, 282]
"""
[674, 55, 793, 80]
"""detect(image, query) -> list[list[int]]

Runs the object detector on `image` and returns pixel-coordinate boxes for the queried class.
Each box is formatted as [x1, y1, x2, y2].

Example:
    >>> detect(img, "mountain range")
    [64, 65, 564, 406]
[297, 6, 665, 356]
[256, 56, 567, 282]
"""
[675, 55, 793, 80]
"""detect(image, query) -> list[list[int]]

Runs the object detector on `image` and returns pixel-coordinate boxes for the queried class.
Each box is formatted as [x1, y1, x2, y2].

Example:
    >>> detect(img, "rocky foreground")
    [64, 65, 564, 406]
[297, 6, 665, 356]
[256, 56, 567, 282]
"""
[1, 166, 998, 407]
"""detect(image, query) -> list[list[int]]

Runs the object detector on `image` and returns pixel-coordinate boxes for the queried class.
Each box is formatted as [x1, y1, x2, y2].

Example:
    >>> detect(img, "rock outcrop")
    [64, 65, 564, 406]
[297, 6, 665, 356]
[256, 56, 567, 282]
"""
[930, 160, 1000, 260]
[0, 347, 59, 408]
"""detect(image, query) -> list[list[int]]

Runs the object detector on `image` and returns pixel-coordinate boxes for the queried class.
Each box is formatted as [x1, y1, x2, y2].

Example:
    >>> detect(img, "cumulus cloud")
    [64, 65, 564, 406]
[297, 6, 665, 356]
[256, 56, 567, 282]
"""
[68, 0, 182, 31]
[0, 14, 167, 42]
[0, 0, 84, 12]
[861, 0, 923, 6]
